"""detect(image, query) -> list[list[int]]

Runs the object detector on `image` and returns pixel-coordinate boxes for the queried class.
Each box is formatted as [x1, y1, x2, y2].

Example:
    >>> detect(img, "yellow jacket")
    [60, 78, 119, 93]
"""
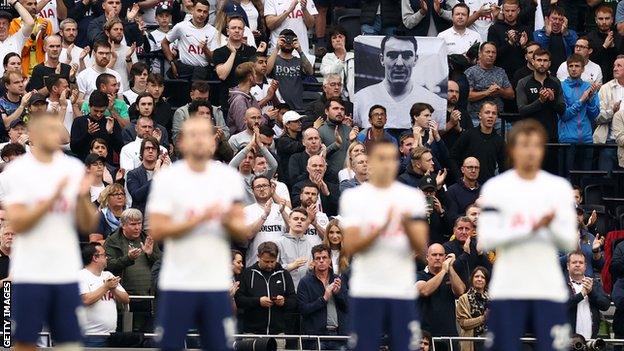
[8, 17, 52, 77]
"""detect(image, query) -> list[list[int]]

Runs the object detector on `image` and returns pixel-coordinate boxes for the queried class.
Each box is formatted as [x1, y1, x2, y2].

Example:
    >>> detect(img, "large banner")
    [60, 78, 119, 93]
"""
[353, 36, 448, 130]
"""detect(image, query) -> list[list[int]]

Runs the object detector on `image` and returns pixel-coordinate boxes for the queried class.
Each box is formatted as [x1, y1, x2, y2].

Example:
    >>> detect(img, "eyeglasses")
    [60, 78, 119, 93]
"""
[463, 166, 480, 170]
[574, 44, 589, 49]
[144, 146, 157, 151]
[253, 184, 270, 190]
[109, 192, 125, 197]
[371, 112, 386, 118]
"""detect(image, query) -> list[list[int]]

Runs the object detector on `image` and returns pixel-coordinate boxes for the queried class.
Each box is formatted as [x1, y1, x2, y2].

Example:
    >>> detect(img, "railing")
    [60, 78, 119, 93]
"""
[429, 337, 624, 351]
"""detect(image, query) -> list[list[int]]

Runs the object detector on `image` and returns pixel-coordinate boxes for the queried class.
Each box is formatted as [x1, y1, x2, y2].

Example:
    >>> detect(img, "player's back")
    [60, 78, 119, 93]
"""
[339, 182, 426, 300]
[3, 152, 85, 284]
[478, 170, 577, 302]
[147, 160, 245, 292]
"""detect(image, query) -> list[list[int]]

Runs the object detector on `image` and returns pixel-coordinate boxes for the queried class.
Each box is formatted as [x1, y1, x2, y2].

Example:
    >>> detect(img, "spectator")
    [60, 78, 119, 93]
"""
[322, 219, 349, 274]
[360, 0, 400, 35]
[229, 135, 278, 204]
[533, 6, 579, 70]
[292, 156, 339, 216]
[417, 244, 465, 349]
[27, 35, 72, 94]
[444, 217, 491, 282]
[235, 241, 297, 334]
[399, 146, 434, 188]
[587, 6, 618, 82]
[123, 94, 170, 149]
[421, 174, 451, 244]
[320, 27, 355, 100]
[456, 266, 489, 351]
[85, 153, 109, 205]
[437, 3, 482, 55]
[0, 71, 28, 141]
[516, 48, 565, 144]
[465, 0, 498, 41]
[450, 102, 505, 184]
[465, 203, 480, 226]
[511, 41, 541, 90]
[421, 331, 433, 351]
[0, 2, 34, 77]
[559, 54, 600, 176]
[120, 115, 166, 169]
[264, 0, 316, 56]
[90, 138, 120, 185]
[104, 208, 161, 331]
[611, 240, 624, 343]
[80, 73, 130, 127]
[102, 17, 136, 90]
[0, 222, 13, 280]
[267, 29, 313, 111]
[305, 74, 353, 122]
[8, 0, 52, 77]
[595, 55, 624, 171]
[249, 53, 282, 114]
[252, 155, 291, 207]
[87, 0, 143, 46]
[172, 84, 227, 143]
[442, 80, 472, 150]
[297, 182, 330, 238]
[297, 244, 348, 350]
[142, 74, 173, 134]
[127, 136, 170, 214]
[79, 242, 130, 347]
[244, 175, 289, 267]
[338, 141, 366, 182]
[76, 40, 125, 103]
[446, 157, 481, 224]
[58, 18, 88, 70]
[487, 0, 530, 79]
[566, 251, 611, 339]
[288, 127, 327, 186]
[227, 62, 266, 134]
[339, 153, 368, 192]
[318, 98, 358, 175]
[0, 53, 22, 98]
[71, 90, 124, 161]
[278, 207, 322, 288]
[276, 110, 304, 184]
[398, 133, 416, 174]
[0, 119, 29, 151]
[410, 103, 450, 169]
[123, 62, 149, 106]
[466, 41, 515, 128]
[92, 183, 126, 242]
[356, 105, 398, 148]
[146, 4, 172, 74]
[229, 107, 263, 153]
[213, 15, 258, 107]
[45, 74, 81, 146]
[401, 0, 453, 36]
[162, 0, 219, 80]
[556, 37, 603, 83]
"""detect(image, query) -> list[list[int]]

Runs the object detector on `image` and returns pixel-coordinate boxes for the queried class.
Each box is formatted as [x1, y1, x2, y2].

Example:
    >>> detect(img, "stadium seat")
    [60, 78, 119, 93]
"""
[303, 91, 322, 105]
[332, 8, 362, 26]
[619, 213, 624, 230]
[304, 81, 324, 92]
[163, 79, 192, 108]
[584, 184, 615, 205]
[336, 14, 361, 51]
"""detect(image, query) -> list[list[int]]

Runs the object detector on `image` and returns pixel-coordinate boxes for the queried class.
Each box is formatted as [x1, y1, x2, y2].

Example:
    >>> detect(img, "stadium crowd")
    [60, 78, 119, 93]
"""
[0, 0, 624, 348]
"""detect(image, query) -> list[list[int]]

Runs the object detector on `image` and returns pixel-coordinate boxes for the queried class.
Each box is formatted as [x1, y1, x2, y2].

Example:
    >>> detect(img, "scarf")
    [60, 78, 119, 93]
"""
[466, 287, 489, 336]
[102, 207, 121, 233]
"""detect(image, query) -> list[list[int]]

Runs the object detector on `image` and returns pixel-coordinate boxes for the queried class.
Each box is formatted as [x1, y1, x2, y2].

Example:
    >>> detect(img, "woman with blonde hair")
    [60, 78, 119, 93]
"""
[89, 183, 127, 243]
[338, 141, 365, 182]
[323, 219, 349, 274]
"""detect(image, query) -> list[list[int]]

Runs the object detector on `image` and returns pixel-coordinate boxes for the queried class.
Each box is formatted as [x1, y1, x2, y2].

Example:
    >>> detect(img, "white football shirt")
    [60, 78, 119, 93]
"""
[264, 0, 318, 55]
[165, 20, 220, 67]
[3, 152, 85, 283]
[147, 160, 245, 291]
[78, 269, 126, 334]
[339, 182, 426, 299]
[39, 0, 60, 34]
[77, 66, 125, 100]
[244, 202, 286, 267]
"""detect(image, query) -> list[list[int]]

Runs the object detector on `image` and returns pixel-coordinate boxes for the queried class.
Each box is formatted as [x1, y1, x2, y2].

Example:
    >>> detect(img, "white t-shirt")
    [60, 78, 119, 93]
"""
[465, 0, 497, 41]
[244, 202, 287, 267]
[112, 45, 137, 91]
[77, 66, 125, 100]
[3, 152, 85, 283]
[249, 78, 284, 114]
[39, 0, 61, 34]
[119, 137, 167, 172]
[0, 31, 28, 76]
[78, 269, 127, 334]
[339, 182, 426, 300]
[241, 1, 259, 31]
[478, 170, 577, 302]
[265, 0, 318, 55]
[123, 89, 139, 106]
[556, 60, 603, 84]
[147, 160, 245, 291]
[306, 211, 329, 237]
[165, 20, 220, 66]
[46, 99, 74, 150]
[90, 183, 106, 203]
[60, 44, 85, 68]
[437, 27, 482, 55]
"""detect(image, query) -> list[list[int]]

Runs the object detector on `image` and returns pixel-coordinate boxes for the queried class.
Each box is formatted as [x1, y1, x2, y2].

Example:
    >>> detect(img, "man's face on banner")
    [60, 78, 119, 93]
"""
[380, 38, 416, 88]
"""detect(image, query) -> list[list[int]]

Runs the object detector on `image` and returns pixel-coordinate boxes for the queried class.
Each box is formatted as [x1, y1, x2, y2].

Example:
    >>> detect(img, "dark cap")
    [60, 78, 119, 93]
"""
[0, 11, 13, 21]
[279, 29, 296, 37]
[419, 175, 437, 192]
[8, 118, 25, 130]
[84, 153, 106, 166]
[155, 2, 172, 15]
[28, 93, 47, 106]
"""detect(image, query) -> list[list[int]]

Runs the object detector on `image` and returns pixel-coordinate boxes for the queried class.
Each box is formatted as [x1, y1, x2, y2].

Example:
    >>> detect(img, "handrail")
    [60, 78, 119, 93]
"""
[430, 337, 624, 351]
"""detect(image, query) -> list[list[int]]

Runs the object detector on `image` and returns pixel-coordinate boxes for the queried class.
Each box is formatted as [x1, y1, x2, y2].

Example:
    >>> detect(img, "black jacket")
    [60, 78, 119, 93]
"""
[122, 122, 170, 150]
[566, 278, 611, 338]
[445, 179, 480, 225]
[487, 21, 531, 79]
[450, 127, 506, 184]
[297, 271, 349, 335]
[292, 178, 340, 216]
[398, 163, 424, 189]
[87, 15, 144, 46]
[516, 74, 565, 143]
[276, 133, 304, 185]
[126, 165, 151, 215]
[70, 114, 124, 161]
[235, 263, 297, 334]
[361, 0, 401, 27]
[587, 28, 624, 82]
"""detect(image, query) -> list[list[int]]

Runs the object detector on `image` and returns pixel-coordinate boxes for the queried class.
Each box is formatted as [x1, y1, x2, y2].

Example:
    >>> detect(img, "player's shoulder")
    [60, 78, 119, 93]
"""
[392, 181, 423, 196]
[481, 170, 517, 192]
[210, 160, 242, 179]
[538, 170, 573, 191]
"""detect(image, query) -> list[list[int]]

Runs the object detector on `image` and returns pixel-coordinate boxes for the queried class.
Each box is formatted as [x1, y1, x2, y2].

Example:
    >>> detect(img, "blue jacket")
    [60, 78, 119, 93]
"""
[558, 77, 600, 144]
[297, 270, 349, 336]
[533, 28, 578, 59]
[126, 165, 151, 215]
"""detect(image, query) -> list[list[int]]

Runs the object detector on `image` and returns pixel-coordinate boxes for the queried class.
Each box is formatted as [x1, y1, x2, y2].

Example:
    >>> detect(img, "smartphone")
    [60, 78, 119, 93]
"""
[426, 196, 434, 208]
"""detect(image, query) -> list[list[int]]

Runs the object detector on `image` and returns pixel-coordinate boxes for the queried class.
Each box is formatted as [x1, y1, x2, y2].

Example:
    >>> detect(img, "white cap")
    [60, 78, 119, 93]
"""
[282, 110, 303, 124]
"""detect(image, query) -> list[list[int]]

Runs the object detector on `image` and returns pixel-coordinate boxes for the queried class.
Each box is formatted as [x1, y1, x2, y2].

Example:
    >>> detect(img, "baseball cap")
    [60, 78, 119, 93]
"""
[279, 29, 296, 38]
[28, 93, 47, 106]
[282, 111, 303, 124]
[419, 175, 437, 192]
[84, 153, 106, 166]
[0, 11, 13, 21]
[155, 2, 171, 15]
[8, 119, 25, 130]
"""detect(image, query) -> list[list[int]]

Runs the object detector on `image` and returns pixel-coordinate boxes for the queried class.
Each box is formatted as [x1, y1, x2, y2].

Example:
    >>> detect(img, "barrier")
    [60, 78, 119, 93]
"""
[429, 337, 624, 351]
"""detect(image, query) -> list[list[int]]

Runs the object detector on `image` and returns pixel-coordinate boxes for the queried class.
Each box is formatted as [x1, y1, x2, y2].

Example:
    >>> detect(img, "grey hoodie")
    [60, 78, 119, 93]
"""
[277, 232, 322, 290]
[227, 87, 264, 134]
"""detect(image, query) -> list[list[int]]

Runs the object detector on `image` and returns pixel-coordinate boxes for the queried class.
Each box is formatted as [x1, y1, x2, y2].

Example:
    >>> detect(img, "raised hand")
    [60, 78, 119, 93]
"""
[105, 116, 114, 134]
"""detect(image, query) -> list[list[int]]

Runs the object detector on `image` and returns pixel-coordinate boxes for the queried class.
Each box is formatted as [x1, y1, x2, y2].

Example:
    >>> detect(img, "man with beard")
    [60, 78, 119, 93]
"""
[87, 0, 143, 46]
[305, 74, 353, 122]
[0, 0, 34, 76]
[0, 221, 14, 280]
[76, 40, 125, 104]
[104, 17, 137, 90]
[356, 104, 397, 148]
[229, 107, 263, 153]
[534, 6, 578, 70]
[516, 48, 565, 144]
[288, 127, 334, 186]
[318, 98, 358, 174]
[59, 18, 89, 71]
[442, 80, 472, 150]
[587, 6, 619, 82]
[511, 42, 541, 90]
[28, 35, 72, 93]
[292, 155, 339, 216]
[297, 182, 329, 238]
[354, 36, 446, 131]
[487, 0, 530, 79]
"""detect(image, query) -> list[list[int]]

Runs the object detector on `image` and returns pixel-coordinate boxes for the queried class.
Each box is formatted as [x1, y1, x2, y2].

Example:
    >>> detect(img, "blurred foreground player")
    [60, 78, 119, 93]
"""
[4, 112, 98, 351]
[147, 116, 249, 350]
[478, 119, 577, 351]
[340, 140, 429, 351]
